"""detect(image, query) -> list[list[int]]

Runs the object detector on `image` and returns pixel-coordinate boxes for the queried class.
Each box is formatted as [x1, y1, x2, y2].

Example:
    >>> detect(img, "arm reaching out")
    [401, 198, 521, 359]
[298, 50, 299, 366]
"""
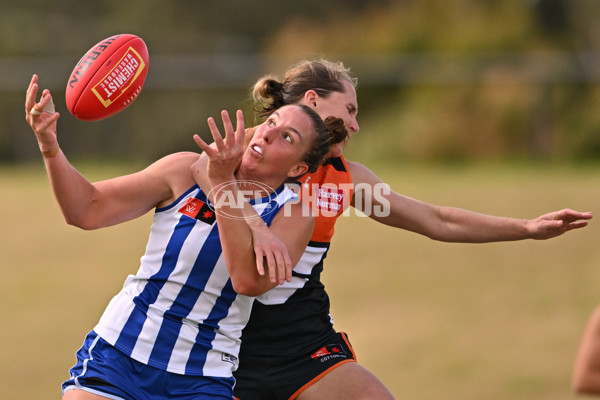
[190, 110, 312, 295]
[25, 74, 181, 230]
[192, 124, 295, 285]
[349, 161, 592, 242]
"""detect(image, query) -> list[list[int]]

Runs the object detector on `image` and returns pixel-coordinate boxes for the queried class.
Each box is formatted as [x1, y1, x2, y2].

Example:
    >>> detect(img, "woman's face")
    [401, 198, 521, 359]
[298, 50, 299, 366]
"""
[310, 79, 359, 157]
[243, 105, 314, 180]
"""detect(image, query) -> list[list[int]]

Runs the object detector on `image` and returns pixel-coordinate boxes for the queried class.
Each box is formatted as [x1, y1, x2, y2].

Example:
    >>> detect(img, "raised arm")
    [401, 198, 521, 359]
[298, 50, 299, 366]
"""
[191, 110, 313, 296]
[192, 150, 295, 284]
[348, 161, 592, 243]
[25, 74, 183, 230]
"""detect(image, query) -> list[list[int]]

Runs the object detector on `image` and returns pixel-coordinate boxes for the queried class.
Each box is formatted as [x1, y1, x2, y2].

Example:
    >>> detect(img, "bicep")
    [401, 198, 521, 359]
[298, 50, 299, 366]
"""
[84, 153, 193, 228]
[349, 161, 441, 235]
[92, 172, 169, 225]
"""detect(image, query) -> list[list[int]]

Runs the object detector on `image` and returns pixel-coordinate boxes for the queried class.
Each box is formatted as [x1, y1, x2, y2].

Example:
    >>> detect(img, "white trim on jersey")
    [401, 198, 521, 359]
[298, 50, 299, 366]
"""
[254, 244, 327, 305]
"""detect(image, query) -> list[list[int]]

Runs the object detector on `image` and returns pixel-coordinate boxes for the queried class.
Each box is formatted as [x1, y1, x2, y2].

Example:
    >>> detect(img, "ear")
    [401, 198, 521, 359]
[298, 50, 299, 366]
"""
[287, 162, 309, 178]
[304, 90, 318, 108]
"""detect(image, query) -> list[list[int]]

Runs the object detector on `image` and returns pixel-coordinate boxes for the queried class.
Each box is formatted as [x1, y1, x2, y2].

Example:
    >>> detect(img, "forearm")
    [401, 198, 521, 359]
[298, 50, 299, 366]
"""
[433, 207, 530, 243]
[211, 183, 264, 292]
[43, 149, 99, 228]
[366, 194, 531, 243]
[352, 161, 590, 243]
[193, 151, 267, 285]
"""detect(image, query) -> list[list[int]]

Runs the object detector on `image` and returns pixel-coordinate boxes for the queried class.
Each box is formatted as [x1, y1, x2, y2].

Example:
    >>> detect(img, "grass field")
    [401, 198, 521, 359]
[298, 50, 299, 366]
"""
[2, 161, 600, 399]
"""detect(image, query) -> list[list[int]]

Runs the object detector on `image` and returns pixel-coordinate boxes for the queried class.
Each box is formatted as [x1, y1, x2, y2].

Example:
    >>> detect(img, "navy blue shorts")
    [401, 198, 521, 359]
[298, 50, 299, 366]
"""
[62, 331, 235, 400]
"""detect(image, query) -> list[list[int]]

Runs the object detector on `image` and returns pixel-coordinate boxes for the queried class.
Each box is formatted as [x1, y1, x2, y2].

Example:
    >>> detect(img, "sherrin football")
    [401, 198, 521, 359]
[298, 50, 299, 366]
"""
[65, 34, 149, 121]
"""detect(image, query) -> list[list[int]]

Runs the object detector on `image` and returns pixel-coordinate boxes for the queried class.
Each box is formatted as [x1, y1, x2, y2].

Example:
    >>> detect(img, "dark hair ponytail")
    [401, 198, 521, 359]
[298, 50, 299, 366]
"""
[323, 116, 348, 146]
[295, 106, 348, 175]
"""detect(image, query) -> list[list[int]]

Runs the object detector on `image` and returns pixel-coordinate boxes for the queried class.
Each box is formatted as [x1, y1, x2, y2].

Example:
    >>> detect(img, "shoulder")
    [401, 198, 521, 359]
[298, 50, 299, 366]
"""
[346, 159, 384, 185]
[145, 152, 198, 208]
[345, 159, 366, 173]
[144, 152, 198, 176]
[145, 152, 198, 189]
[150, 151, 199, 168]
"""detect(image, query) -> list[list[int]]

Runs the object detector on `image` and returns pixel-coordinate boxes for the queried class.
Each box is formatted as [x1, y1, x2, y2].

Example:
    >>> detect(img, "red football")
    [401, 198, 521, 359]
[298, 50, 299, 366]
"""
[65, 34, 149, 121]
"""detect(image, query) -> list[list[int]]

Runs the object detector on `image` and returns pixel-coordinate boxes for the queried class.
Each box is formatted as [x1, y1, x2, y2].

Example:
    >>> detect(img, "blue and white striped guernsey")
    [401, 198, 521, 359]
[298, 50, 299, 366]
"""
[93, 183, 297, 377]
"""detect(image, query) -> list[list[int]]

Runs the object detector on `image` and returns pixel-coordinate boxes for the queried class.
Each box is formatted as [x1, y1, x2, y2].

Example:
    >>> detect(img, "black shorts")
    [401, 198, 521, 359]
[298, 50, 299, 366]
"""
[233, 332, 357, 400]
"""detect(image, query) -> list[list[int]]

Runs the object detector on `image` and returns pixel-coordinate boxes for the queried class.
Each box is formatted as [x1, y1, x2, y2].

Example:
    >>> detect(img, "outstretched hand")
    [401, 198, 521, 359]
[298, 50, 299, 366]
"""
[25, 74, 61, 157]
[528, 209, 593, 240]
[191, 110, 294, 285]
[193, 110, 245, 184]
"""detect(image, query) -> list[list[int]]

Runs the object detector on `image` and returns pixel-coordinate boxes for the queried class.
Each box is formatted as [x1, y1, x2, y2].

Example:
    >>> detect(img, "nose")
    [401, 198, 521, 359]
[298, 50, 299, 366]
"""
[348, 117, 359, 134]
[261, 126, 275, 143]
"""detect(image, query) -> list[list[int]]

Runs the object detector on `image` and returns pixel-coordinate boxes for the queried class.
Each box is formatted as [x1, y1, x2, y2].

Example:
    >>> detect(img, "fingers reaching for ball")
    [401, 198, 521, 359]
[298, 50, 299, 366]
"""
[25, 74, 61, 158]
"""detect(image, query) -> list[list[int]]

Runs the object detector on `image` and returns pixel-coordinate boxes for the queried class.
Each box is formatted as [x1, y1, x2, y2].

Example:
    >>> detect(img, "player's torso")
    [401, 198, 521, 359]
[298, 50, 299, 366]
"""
[240, 156, 353, 355]
[95, 184, 295, 376]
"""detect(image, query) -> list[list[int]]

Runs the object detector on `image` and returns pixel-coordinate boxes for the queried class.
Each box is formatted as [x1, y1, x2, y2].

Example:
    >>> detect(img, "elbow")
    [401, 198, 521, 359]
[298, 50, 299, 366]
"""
[230, 274, 267, 297]
[63, 215, 86, 229]
[62, 214, 99, 231]
[231, 281, 263, 297]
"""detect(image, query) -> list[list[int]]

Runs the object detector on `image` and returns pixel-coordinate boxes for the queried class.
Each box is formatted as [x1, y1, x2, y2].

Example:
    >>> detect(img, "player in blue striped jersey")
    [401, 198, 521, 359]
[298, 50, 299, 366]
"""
[25, 74, 345, 400]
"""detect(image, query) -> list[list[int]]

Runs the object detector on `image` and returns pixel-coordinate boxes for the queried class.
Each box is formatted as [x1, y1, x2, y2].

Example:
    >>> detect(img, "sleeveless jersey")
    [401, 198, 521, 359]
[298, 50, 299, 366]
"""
[239, 156, 353, 356]
[94, 184, 297, 377]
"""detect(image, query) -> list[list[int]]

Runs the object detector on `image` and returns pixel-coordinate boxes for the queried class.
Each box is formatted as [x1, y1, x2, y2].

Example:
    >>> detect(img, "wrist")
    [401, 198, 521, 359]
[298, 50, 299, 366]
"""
[246, 216, 268, 230]
[40, 144, 60, 158]
[208, 174, 236, 188]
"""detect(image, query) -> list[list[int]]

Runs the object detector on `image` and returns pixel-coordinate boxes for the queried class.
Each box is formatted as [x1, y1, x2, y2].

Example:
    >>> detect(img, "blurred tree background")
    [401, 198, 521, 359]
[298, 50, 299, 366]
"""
[2, 0, 600, 164]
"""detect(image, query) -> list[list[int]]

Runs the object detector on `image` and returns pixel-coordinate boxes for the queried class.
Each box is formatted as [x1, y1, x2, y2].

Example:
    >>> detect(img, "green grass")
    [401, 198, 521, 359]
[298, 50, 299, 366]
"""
[2, 162, 600, 399]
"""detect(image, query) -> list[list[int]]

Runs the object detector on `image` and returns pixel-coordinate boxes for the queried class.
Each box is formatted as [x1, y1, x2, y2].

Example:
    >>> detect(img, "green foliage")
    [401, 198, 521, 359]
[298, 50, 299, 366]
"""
[4, 0, 600, 163]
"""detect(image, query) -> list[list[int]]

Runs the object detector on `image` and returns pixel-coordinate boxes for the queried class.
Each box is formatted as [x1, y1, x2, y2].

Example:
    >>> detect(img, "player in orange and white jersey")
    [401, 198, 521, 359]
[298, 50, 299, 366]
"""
[231, 60, 593, 400]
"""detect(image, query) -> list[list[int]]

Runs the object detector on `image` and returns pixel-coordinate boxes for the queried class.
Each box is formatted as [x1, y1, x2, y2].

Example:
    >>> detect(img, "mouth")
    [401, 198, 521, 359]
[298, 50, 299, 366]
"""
[251, 144, 263, 155]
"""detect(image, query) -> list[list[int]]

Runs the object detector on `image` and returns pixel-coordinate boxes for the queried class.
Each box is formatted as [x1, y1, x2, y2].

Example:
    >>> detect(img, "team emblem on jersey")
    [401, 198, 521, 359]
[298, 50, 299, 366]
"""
[310, 343, 348, 362]
[221, 352, 238, 365]
[178, 198, 216, 224]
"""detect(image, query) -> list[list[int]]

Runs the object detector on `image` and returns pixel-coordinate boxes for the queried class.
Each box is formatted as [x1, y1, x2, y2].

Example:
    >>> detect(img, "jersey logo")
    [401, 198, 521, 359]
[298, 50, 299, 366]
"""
[221, 352, 238, 365]
[310, 343, 348, 362]
[178, 198, 216, 224]
[316, 186, 345, 213]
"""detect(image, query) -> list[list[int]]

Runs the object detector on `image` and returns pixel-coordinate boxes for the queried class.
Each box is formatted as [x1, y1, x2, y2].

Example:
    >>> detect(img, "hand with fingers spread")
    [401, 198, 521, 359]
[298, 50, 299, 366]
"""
[192, 109, 245, 185]
[191, 109, 294, 285]
[25, 74, 61, 158]
[190, 123, 294, 285]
